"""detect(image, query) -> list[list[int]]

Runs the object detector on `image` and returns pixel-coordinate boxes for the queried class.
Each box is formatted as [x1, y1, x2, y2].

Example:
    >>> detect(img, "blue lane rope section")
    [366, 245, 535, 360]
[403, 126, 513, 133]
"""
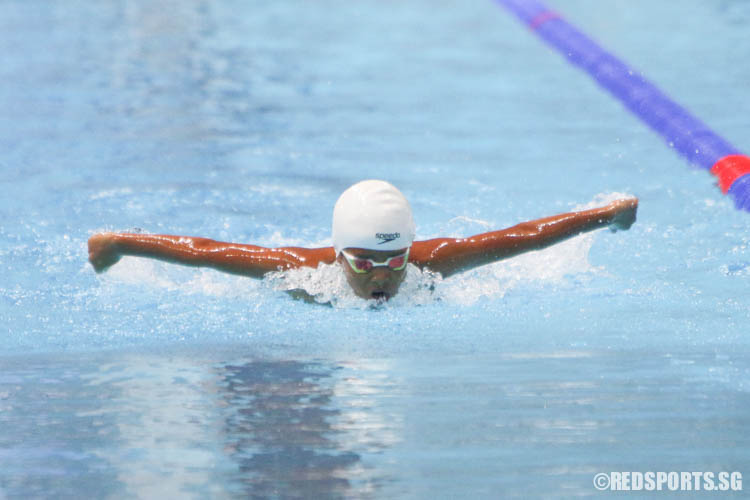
[494, 0, 750, 211]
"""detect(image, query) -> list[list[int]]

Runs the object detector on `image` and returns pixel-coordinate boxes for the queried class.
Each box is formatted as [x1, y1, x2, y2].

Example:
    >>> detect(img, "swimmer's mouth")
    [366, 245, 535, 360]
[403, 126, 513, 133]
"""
[371, 291, 389, 301]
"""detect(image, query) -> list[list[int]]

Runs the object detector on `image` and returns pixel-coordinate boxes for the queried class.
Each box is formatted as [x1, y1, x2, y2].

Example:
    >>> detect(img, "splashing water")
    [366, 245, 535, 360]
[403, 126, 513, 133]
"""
[261, 193, 632, 307]
[95, 193, 631, 309]
[265, 263, 443, 308]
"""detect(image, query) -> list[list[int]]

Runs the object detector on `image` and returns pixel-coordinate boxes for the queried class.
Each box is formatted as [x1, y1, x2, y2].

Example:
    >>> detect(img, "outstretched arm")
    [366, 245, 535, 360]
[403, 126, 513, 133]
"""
[410, 198, 638, 278]
[88, 233, 335, 278]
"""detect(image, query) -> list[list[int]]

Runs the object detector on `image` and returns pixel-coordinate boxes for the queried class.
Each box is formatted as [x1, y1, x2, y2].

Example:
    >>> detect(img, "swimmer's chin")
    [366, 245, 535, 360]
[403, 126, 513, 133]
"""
[371, 291, 391, 302]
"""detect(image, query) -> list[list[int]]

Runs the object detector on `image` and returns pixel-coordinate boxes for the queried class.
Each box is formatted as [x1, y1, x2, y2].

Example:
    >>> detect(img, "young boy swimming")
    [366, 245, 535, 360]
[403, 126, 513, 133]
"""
[88, 180, 638, 301]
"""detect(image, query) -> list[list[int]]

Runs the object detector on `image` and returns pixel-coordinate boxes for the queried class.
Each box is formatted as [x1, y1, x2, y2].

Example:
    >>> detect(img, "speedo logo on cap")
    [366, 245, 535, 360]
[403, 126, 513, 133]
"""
[375, 232, 400, 244]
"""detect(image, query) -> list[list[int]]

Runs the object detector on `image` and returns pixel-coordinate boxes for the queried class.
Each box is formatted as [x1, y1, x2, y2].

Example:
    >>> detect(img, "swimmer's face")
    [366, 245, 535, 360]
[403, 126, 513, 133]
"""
[337, 247, 409, 301]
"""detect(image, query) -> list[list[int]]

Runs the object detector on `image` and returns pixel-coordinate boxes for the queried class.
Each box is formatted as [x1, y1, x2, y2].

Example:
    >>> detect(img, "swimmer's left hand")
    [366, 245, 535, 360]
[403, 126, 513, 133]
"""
[607, 198, 638, 232]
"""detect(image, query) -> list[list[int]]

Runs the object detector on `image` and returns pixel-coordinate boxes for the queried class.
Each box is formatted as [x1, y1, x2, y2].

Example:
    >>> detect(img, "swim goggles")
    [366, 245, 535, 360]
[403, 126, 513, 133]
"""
[340, 248, 410, 273]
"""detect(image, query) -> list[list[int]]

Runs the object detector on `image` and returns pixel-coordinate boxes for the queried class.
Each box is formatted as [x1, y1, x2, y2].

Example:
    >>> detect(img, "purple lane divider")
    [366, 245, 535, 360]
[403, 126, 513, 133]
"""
[494, 0, 750, 211]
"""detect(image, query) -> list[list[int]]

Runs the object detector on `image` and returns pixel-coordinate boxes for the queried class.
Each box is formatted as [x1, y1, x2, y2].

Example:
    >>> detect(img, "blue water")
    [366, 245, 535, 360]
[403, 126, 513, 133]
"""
[2, 0, 749, 497]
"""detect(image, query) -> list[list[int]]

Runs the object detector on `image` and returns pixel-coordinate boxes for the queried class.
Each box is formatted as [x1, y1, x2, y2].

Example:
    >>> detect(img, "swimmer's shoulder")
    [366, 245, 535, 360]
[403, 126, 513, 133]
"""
[408, 238, 455, 269]
[275, 246, 337, 269]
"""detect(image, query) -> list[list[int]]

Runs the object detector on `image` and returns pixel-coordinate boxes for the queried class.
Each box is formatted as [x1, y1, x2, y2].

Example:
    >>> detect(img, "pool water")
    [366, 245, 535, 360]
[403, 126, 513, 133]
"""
[1, 0, 749, 497]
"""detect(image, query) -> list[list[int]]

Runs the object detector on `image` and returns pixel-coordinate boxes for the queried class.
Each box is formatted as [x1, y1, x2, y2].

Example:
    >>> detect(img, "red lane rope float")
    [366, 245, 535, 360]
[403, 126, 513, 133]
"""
[494, 0, 750, 211]
[711, 156, 750, 212]
[711, 156, 750, 194]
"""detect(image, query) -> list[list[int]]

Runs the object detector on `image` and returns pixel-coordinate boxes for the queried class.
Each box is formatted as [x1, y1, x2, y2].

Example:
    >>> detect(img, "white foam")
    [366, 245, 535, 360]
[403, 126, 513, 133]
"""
[574, 191, 635, 211]
[264, 262, 373, 308]
[100, 257, 263, 299]
[264, 262, 443, 308]
[104, 257, 180, 290]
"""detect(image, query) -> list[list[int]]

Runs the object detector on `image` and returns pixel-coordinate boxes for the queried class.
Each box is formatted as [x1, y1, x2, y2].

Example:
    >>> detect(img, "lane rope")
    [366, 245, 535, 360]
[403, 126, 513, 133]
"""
[494, 0, 750, 211]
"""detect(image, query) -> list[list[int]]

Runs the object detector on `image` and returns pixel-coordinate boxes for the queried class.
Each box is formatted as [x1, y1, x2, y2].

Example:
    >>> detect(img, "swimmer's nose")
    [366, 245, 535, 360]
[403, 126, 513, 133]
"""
[369, 267, 392, 284]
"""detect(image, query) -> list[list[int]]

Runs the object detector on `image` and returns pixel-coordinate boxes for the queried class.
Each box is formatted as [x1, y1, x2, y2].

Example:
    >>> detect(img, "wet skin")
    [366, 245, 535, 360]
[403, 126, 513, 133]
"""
[336, 247, 409, 301]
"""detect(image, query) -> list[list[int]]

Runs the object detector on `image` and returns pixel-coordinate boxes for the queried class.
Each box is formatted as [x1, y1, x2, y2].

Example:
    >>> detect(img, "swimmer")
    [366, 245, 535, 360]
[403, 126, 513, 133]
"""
[88, 180, 638, 301]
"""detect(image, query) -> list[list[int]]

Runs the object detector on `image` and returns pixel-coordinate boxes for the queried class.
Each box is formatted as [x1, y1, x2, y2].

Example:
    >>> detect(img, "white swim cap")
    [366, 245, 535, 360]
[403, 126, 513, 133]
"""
[332, 180, 415, 255]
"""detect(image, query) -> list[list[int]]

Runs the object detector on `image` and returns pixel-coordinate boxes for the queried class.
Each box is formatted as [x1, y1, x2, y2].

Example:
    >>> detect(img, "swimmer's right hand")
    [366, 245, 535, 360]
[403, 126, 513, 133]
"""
[88, 233, 121, 273]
